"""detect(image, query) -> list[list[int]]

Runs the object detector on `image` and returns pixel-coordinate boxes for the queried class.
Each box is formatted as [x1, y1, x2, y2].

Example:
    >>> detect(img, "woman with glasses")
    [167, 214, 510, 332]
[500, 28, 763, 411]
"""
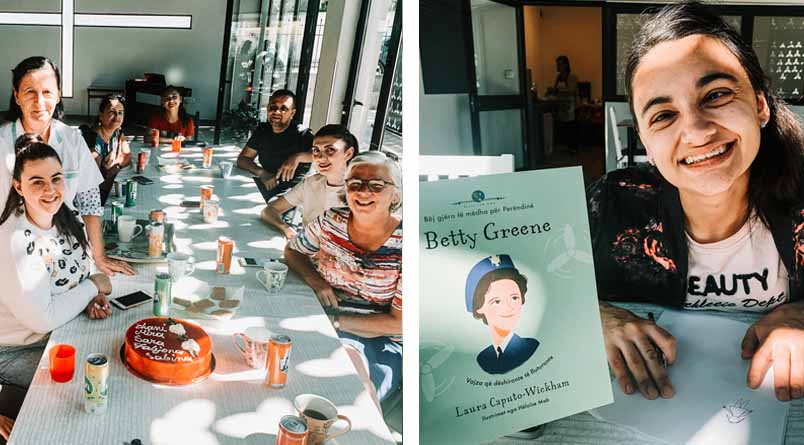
[285, 150, 402, 408]
[261, 124, 356, 238]
[79, 94, 130, 204]
[146, 85, 195, 141]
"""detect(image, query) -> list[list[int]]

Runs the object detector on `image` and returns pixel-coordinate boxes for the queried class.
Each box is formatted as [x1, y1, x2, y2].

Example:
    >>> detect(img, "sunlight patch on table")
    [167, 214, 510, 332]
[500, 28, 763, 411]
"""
[213, 397, 292, 438]
[280, 314, 338, 338]
[297, 348, 355, 377]
[150, 399, 218, 445]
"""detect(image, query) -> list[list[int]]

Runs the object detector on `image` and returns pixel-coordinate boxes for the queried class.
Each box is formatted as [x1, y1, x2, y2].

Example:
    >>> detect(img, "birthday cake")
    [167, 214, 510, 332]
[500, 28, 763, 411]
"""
[123, 317, 213, 385]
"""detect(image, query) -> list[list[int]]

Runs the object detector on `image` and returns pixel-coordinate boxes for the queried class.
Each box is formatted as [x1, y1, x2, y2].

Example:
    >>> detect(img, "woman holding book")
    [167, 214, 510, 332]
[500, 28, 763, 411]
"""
[285, 150, 402, 407]
[591, 1, 804, 402]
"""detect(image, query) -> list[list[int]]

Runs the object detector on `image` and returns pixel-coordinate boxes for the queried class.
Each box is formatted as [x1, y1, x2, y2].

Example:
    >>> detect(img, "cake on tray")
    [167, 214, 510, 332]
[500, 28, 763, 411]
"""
[123, 317, 213, 385]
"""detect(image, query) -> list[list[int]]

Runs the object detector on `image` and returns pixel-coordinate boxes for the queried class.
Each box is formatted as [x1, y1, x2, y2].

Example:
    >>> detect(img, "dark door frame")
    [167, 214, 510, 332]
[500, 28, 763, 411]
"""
[369, 0, 402, 151]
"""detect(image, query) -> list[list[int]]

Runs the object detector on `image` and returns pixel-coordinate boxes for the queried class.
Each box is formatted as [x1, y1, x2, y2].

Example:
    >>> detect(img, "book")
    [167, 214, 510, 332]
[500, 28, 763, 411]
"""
[419, 167, 613, 443]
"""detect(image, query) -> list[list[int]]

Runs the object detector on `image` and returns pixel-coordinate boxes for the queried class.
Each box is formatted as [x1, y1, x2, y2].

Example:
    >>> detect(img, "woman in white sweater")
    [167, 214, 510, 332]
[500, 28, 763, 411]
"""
[0, 133, 112, 386]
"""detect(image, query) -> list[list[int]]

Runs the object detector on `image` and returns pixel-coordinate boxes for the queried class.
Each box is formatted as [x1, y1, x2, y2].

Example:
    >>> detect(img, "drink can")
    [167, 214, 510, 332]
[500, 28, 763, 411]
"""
[203, 198, 219, 223]
[111, 180, 121, 198]
[265, 335, 292, 389]
[136, 151, 147, 173]
[202, 147, 213, 169]
[276, 415, 307, 445]
[171, 138, 181, 153]
[149, 209, 165, 223]
[216, 236, 233, 274]
[151, 129, 160, 147]
[148, 222, 165, 258]
[124, 180, 137, 207]
[84, 353, 109, 414]
[200, 185, 214, 211]
[154, 272, 172, 316]
[110, 200, 124, 228]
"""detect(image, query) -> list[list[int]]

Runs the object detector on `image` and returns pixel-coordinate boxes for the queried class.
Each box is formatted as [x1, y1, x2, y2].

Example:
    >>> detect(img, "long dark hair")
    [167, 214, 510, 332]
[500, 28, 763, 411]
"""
[624, 1, 804, 228]
[0, 134, 89, 251]
[161, 85, 191, 128]
[6, 56, 65, 122]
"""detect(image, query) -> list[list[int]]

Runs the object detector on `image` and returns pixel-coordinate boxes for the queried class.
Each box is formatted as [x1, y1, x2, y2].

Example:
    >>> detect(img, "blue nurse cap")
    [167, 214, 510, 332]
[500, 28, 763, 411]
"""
[465, 254, 517, 312]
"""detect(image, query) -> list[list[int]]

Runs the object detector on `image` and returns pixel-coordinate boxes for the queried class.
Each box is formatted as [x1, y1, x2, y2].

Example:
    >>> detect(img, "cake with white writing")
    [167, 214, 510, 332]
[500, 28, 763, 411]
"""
[123, 317, 213, 385]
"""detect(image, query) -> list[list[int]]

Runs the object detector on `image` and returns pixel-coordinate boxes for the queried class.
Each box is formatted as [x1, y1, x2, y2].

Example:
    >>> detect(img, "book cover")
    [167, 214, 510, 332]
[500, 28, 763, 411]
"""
[419, 167, 613, 443]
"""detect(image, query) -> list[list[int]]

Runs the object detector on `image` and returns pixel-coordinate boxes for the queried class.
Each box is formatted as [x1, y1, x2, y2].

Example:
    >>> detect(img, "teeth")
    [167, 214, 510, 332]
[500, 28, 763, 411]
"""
[683, 144, 729, 165]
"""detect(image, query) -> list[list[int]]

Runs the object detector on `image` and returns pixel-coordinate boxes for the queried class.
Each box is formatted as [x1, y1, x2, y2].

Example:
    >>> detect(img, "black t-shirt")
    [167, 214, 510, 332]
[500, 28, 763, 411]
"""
[246, 123, 313, 174]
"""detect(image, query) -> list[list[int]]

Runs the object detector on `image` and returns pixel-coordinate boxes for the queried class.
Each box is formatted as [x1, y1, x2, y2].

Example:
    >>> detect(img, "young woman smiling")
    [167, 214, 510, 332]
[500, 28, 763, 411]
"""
[590, 1, 804, 402]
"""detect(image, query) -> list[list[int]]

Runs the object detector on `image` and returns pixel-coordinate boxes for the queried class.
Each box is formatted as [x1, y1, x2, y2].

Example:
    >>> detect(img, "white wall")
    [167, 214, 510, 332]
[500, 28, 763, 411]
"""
[418, 66, 473, 156]
[0, 0, 226, 119]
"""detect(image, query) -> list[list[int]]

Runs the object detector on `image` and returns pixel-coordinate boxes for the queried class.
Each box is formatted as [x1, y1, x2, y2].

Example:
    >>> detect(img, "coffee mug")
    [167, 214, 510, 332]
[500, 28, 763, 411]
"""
[232, 326, 272, 369]
[293, 394, 352, 445]
[167, 252, 195, 280]
[117, 215, 143, 243]
[256, 261, 288, 294]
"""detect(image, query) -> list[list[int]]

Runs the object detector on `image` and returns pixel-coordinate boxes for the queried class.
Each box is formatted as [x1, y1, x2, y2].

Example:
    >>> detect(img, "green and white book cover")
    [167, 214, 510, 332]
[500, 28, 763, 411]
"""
[419, 167, 613, 443]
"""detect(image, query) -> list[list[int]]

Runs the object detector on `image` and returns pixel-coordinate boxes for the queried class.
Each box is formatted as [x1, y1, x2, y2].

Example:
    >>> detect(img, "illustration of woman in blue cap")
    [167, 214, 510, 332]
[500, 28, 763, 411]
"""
[467, 254, 539, 374]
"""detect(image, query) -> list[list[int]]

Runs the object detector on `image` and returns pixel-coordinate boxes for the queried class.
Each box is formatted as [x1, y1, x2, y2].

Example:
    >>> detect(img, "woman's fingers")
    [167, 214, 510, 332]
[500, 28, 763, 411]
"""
[773, 344, 791, 401]
[645, 324, 677, 365]
[791, 346, 804, 399]
[747, 339, 774, 389]
[634, 336, 674, 398]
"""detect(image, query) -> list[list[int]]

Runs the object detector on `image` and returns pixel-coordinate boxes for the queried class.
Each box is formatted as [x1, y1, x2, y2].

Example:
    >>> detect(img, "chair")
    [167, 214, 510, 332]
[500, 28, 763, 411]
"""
[419, 154, 515, 182]
[608, 107, 648, 169]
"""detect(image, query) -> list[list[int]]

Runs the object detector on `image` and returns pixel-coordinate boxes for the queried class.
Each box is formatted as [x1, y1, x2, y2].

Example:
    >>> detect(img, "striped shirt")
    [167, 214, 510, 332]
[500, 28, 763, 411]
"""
[289, 207, 402, 313]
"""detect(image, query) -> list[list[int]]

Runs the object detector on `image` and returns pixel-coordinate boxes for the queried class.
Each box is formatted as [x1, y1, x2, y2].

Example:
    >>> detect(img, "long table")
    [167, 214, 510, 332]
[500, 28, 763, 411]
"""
[491, 303, 804, 445]
[8, 142, 395, 445]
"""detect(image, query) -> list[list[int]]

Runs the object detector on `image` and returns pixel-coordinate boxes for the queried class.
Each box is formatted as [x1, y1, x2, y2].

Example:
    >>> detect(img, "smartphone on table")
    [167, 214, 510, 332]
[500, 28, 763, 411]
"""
[111, 291, 152, 310]
[238, 257, 261, 268]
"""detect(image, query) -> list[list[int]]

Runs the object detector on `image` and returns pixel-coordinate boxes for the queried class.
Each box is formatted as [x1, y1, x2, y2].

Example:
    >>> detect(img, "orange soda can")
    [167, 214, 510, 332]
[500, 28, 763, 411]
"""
[151, 129, 159, 147]
[277, 415, 307, 445]
[265, 334, 291, 388]
[171, 137, 181, 153]
[202, 147, 213, 168]
[216, 236, 234, 274]
[200, 185, 214, 210]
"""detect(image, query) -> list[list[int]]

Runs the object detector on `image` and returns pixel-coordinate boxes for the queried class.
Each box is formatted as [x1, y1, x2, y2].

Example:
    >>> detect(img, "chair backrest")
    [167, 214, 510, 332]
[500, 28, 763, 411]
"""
[419, 154, 515, 182]
[607, 106, 624, 154]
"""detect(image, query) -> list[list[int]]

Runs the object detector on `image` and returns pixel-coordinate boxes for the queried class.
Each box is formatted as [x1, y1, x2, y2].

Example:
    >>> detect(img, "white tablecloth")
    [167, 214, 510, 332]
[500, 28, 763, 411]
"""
[9, 143, 395, 445]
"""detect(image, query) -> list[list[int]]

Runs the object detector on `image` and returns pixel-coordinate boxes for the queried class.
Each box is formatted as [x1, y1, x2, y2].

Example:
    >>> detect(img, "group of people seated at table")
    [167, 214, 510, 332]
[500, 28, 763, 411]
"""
[236, 88, 402, 408]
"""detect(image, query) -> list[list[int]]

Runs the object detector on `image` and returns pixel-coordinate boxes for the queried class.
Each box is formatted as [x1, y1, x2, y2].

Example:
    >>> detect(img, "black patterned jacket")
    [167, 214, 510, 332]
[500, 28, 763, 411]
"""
[587, 164, 804, 307]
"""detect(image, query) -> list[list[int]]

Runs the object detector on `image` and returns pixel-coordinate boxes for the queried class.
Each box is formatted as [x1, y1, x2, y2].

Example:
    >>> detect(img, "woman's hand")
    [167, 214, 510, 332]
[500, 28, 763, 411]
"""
[743, 301, 804, 400]
[312, 283, 340, 309]
[600, 302, 677, 400]
[95, 255, 135, 276]
[86, 293, 112, 320]
[0, 414, 13, 440]
[88, 273, 112, 295]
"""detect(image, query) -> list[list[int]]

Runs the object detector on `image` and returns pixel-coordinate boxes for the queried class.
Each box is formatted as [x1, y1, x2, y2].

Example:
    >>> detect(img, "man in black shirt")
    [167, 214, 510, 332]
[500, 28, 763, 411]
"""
[236, 89, 313, 202]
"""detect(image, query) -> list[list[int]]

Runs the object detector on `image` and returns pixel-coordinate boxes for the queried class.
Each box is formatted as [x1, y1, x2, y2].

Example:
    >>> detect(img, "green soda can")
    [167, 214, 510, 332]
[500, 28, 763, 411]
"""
[84, 353, 109, 414]
[111, 201, 124, 230]
[125, 179, 138, 207]
[153, 272, 172, 317]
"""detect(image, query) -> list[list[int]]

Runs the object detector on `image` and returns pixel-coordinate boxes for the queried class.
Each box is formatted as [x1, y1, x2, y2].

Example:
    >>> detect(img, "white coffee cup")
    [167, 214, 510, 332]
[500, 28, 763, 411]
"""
[117, 216, 143, 243]
[294, 394, 352, 445]
[219, 161, 234, 178]
[256, 261, 288, 294]
[232, 326, 272, 369]
[167, 252, 195, 280]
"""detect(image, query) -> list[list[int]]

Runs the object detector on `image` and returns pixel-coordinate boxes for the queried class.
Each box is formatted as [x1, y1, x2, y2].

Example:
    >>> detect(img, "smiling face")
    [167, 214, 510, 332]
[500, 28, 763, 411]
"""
[14, 67, 60, 129]
[312, 135, 354, 181]
[160, 90, 182, 112]
[476, 279, 524, 333]
[631, 35, 769, 198]
[99, 99, 125, 132]
[345, 163, 397, 217]
[14, 157, 65, 220]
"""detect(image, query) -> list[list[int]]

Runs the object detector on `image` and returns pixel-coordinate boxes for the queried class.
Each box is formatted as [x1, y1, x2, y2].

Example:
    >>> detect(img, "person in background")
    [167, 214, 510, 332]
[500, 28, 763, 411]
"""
[147, 85, 195, 141]
[550, 55, 579, 153]
[261, 124, 356, 238]
[285, 151, 402, 409]
[236, 89, 313, 203]
[0, 134, 112, 438]
[0, 56, 134, 276]
[79, 94, 130, 205]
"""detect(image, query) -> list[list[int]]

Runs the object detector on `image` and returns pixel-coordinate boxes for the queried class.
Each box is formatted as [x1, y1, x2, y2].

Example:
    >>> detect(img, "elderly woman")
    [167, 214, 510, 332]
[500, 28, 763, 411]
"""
[147, 85, 195, 141]
[591, 1, 804, 402]
[0, 57, 134, 276]
[285, 151, 402, 405]
[0, 134, 112, 438]
[79, 94, 130, 204]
